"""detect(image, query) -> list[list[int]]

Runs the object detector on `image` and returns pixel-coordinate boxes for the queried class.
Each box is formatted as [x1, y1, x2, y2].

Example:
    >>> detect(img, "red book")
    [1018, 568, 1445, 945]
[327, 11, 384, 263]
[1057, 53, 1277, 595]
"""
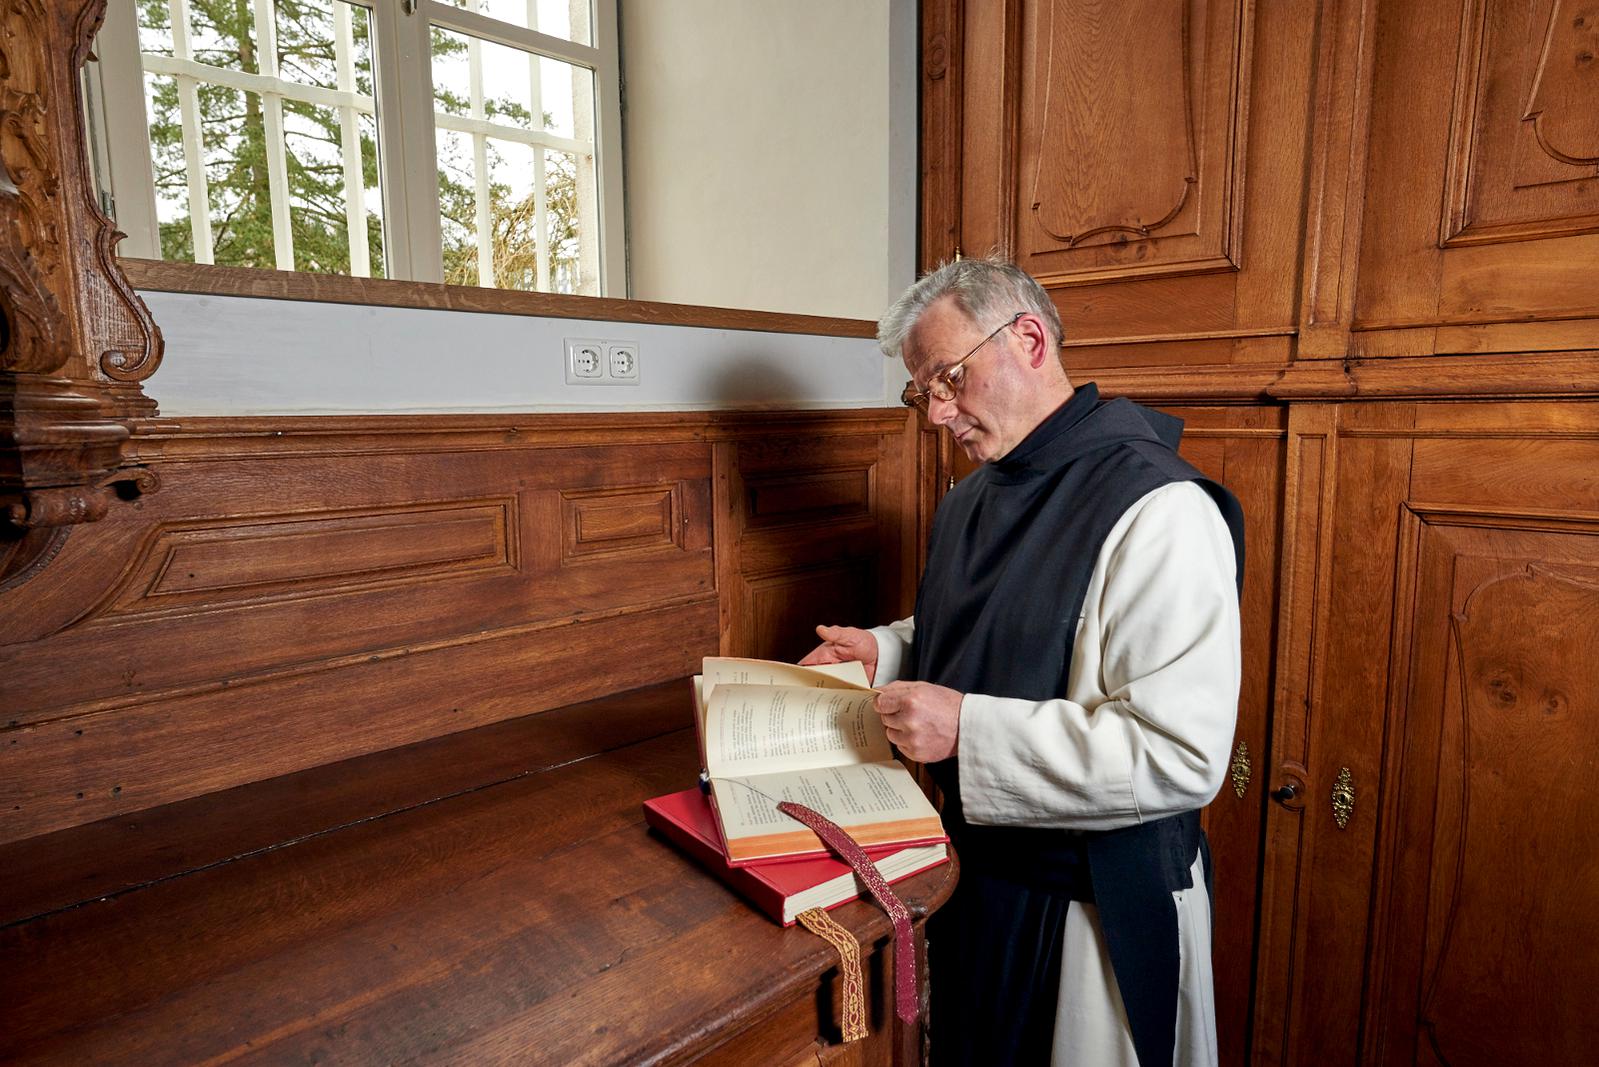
[643, 787, 949, 926]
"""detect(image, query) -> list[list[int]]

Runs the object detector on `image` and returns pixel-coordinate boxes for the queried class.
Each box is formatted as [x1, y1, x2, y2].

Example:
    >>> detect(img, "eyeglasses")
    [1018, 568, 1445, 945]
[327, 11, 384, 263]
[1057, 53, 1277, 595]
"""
[901, 312, 1025, 412]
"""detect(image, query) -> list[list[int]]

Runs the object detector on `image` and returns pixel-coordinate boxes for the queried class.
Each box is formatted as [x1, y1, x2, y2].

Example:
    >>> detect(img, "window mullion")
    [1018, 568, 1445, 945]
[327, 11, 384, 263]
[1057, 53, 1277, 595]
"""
[333, 3, 371, 278]
[168, 0, 214, 263]
[252, 0, 295, 271]
[369, 0, 443, 282]
[466, 2, 494, 288]
[420, 0, 600, 69]
[591, 0, 625, 296]
[527, 0, 549, 293]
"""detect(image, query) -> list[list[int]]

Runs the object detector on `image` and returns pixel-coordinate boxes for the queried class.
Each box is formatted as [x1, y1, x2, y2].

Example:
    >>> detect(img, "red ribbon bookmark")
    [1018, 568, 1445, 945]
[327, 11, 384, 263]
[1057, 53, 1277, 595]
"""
[776, 801, 918, 1025]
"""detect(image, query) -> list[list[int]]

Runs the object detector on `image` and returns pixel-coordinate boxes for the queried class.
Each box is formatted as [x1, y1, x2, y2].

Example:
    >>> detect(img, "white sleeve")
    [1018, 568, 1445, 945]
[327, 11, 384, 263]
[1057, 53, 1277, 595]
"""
[869, 618, 916, 685]
[956, 481, 1241, 830]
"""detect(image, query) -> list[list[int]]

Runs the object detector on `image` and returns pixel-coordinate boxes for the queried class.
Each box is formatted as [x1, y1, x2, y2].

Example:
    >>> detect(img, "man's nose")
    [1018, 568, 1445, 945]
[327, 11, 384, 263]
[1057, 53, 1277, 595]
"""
[928, 393, 958, 425]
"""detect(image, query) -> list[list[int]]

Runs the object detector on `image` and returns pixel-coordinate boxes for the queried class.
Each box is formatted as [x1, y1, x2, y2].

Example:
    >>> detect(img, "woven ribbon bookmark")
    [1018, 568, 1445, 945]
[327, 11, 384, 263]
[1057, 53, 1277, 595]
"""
[776, 801, 918, 1025]
[795, 908, 869, 1042]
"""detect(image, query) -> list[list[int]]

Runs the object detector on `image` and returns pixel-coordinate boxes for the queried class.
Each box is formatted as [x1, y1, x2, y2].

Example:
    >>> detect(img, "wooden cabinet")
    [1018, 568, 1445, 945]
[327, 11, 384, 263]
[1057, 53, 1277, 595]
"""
[919, 1, 1599, 1063]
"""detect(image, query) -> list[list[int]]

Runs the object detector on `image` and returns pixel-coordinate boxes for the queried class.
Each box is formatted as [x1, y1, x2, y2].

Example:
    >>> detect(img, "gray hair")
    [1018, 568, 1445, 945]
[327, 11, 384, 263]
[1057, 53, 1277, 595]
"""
[877, 256, 1064, 362]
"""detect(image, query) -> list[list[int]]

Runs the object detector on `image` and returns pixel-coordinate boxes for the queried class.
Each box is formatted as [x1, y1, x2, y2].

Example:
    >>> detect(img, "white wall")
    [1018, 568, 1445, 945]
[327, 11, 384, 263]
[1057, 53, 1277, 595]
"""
[621, 0, 914, 323]
[141, 291, 886, 416]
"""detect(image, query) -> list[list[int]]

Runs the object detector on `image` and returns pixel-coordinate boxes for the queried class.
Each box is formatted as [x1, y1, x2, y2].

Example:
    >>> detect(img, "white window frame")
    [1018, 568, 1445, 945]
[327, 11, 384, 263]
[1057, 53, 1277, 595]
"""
[89, 0, 626, 296]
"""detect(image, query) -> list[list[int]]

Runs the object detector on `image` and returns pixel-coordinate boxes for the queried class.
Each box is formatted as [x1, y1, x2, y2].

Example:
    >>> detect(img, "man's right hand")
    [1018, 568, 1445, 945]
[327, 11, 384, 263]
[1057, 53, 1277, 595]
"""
[799, 624, 879, 686]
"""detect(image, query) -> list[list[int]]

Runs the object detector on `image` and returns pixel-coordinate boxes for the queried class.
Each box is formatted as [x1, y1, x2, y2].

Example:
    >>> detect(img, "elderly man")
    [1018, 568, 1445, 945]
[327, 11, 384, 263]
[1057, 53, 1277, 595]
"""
[802, 259, 1243, 1066]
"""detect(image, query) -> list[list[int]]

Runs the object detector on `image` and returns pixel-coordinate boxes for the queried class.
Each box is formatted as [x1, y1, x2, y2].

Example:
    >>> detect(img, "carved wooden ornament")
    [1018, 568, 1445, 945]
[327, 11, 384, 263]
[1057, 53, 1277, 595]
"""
[0, 0, 161, 559]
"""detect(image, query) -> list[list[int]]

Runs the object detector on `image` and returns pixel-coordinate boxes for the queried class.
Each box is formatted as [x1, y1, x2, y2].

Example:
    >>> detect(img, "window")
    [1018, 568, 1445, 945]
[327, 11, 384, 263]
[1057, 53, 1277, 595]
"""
[87, 0, 624, 296]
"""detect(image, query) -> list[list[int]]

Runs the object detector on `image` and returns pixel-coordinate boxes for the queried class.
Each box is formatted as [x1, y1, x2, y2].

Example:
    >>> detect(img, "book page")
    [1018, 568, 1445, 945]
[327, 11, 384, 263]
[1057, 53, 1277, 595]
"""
[701, 657, 870, 709]
[705, 684, 890, 778]
[713, 761, 941, 844]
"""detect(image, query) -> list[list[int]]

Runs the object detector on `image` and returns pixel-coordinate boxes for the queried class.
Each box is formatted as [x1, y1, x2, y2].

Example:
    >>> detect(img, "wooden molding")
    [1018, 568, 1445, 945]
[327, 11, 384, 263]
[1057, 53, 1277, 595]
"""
[1296, 0, 1381, 358]
[121, 408, 910, 464]
[119, 258, 878, 340]
[1272, 350, 1599, 399]
[919, 0, 964, 270]
[0, 0, 162, 548]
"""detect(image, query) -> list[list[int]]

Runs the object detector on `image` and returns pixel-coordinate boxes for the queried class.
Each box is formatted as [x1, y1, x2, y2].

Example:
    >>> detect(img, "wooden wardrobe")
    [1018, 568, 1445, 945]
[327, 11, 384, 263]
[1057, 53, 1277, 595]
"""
[917, 1, 1599, 1064]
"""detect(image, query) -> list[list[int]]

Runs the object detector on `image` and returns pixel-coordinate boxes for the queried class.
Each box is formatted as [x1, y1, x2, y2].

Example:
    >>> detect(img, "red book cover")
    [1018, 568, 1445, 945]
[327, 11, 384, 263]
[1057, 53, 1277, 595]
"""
[643, 787, 949, 926]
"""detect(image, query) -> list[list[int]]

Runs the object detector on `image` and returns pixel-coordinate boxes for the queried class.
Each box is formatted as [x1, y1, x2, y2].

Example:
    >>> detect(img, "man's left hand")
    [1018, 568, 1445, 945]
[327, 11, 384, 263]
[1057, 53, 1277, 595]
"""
[874, 682, 962, 764]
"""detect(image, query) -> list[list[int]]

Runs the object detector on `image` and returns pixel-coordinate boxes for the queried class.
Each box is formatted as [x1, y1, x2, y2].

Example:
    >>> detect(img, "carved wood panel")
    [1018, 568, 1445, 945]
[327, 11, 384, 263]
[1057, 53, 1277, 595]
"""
[1443, 0, 1599, 247]
[1015, 0, 1249, 286]
[952, 0, 1319, 363]
[1368, 521, 1599, 1065]
[1356, 0, 1599, 351]
[0, 0, 162, 545]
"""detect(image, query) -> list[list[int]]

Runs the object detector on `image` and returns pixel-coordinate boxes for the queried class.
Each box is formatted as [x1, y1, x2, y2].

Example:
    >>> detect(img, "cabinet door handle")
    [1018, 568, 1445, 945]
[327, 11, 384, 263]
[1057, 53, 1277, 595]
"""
[1271, 782, 1298, 805]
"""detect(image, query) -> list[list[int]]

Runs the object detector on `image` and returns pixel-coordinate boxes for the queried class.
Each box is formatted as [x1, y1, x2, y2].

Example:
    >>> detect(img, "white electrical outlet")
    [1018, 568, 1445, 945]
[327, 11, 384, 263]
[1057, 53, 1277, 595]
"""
[565, 338, 605, 384]
[606, 342, 640, 382]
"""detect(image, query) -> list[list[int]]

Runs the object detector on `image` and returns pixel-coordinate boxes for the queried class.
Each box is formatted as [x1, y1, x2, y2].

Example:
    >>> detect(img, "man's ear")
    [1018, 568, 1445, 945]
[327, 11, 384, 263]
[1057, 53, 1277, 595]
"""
[1021, 315, 1052, 369]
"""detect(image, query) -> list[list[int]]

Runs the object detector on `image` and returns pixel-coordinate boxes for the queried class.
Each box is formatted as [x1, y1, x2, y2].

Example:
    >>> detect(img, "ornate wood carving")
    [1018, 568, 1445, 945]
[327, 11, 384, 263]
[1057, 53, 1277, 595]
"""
[1524, 0, 1599, 167]
[0, 0, 161, 554]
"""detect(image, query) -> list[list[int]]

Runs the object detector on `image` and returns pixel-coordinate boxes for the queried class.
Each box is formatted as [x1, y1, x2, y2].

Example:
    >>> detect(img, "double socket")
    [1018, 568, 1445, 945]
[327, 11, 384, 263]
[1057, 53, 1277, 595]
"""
[565, 338, 640, 385]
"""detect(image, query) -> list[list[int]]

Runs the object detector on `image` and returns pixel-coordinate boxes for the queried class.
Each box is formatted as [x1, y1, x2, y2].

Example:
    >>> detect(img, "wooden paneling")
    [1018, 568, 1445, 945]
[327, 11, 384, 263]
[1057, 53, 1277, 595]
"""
[1250, 401, 1599, 1066]
[0, 409, 913, 846]
[924, 1, 1599, 1063]
[716, 417, 913, 661]
[1366, 521, 1599, 1065]
[1355, 0, 1599, 353]
[1442, 0, 1599, 247]
[1016, 0, 1249, 285]
[958, 0, 1318, 360]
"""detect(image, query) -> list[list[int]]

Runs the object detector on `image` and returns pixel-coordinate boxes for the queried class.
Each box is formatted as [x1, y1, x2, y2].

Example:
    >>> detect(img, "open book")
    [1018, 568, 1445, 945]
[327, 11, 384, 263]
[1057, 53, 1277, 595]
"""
[694, 657, 946, 865]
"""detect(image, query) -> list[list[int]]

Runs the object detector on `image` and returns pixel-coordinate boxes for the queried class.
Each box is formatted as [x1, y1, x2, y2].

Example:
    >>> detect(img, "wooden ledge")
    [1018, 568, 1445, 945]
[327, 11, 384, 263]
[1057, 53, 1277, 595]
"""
[121, 258, 879, 340]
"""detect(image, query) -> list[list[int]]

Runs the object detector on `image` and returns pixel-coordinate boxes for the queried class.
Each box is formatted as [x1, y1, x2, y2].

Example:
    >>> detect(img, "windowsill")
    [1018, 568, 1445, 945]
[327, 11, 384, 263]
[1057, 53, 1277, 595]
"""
[119, 259, 878, 340]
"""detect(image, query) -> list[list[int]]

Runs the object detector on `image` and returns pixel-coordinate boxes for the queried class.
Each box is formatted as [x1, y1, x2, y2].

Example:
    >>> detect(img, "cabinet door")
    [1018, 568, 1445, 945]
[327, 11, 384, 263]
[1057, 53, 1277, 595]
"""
[1254, 400, 1599, 1066]
[954, 0, 1318, 370]
[1355, 0, 1599, 356]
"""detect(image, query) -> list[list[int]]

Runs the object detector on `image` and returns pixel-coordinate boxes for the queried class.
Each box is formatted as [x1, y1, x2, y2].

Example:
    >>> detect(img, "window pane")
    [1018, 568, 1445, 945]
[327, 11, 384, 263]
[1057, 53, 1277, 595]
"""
[431, 25, 600, 294]
[438, 0, 593, 46]
[134, 0, 386, 276]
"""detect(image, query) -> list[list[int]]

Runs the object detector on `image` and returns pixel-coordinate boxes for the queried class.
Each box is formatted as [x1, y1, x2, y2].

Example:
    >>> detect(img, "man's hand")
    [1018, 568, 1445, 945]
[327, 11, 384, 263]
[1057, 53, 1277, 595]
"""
[799, 624, 879, 685]
[874, 681, 961, 764]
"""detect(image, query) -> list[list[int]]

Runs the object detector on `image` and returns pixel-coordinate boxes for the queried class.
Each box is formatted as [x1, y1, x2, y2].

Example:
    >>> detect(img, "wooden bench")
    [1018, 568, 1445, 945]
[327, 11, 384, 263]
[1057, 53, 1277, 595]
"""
[0, 681, 955, 1065]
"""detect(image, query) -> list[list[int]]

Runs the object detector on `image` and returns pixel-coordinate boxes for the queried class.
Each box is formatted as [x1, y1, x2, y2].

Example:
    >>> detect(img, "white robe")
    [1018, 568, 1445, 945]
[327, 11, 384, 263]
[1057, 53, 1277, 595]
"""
[871, 480, 1240, 1066]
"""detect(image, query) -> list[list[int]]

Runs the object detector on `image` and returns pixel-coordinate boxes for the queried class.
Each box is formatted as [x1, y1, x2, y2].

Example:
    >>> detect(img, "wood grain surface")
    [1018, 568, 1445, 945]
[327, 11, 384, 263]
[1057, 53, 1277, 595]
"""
[0, 680, 956, 1066]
